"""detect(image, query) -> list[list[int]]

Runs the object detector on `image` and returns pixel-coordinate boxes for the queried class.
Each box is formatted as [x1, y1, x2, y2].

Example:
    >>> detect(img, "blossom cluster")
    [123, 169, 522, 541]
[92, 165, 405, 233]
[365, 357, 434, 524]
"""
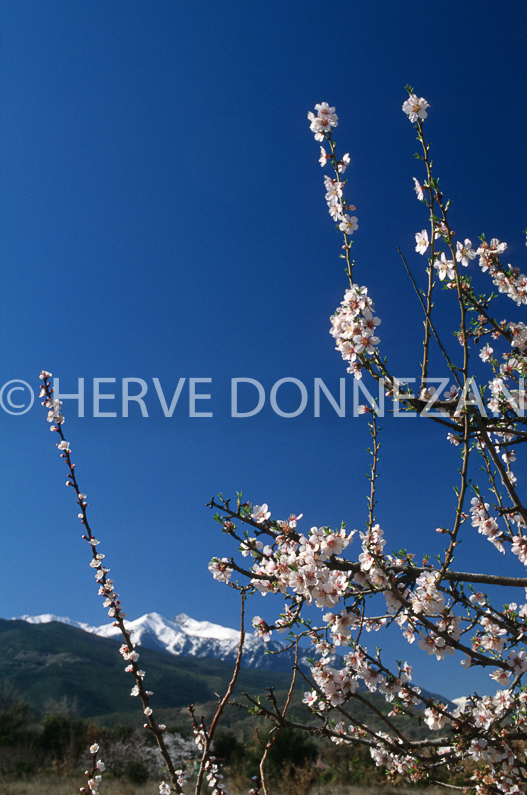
[209, 486, 527, 791]
[329, 284, 381, 379]
[470, 496, 506, 554]
[308, 103, 355, 229]
[307, 105, 382, 380]
[39, 371, 64, 427]
[190, 711, 229, 795]
[159, 768, 187, 794]
[307, 102, 338, 140]
[203, 756, 227, 795]
[80, 743, 105, 794]
[414, 216, 527, 427]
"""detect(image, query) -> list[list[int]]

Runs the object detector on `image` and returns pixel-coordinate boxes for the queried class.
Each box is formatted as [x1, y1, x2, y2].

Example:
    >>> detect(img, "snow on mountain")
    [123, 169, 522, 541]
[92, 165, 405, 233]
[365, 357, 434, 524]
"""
[174, 614, 240, 642]
[12, 614, 456, 706]
[13, 612, 296, 672]
[16, 613, 96, 634]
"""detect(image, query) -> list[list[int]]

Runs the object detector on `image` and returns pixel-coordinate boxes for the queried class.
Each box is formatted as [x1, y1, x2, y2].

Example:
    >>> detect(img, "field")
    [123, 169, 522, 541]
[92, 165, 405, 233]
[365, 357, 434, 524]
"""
[0, 780, 449, 795]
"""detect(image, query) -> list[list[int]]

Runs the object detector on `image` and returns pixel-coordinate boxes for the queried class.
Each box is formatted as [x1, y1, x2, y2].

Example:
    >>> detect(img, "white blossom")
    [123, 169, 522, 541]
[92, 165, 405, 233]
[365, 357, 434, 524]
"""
[402, 94, 429, 122]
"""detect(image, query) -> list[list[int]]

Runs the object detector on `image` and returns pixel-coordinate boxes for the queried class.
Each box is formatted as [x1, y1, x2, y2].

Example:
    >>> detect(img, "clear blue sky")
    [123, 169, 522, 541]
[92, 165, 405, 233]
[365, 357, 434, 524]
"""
[1, 0, 526, 699]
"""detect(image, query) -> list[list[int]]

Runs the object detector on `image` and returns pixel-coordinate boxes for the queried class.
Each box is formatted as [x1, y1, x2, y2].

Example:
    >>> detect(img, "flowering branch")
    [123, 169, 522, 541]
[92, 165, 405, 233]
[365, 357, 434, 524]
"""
[192, 588, 247, 795]
[39, 371, 186, 795]
[80, 743, 105, 794]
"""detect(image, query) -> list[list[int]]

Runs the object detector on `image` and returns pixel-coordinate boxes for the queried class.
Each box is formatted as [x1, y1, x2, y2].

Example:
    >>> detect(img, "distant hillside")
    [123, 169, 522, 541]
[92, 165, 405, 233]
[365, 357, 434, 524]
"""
[0, 619, 296, 719]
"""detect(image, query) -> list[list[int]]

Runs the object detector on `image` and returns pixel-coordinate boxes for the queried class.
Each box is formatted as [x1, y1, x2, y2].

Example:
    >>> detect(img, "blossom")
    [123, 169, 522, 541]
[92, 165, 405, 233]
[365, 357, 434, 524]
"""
[400, 661, 412, 682]
[415, 229, 429, 254]
[330, 284, 381, 377]
[338, 153, 351, 173]
[402, 94, 429, 122]
[434, 252, 455, 281]
[476, 237, 507, 272]
[287, 512, 303, 527]
[324, 176, 343, 206]
[456, 239, 476, 267]
[338, 215, 358, 235]
[444, 384, 460, 400]
[303, 690, 318, 708]
[417, 633, 454, 660]
[315, 102, 336, 118]
[468, 737, 489, 762]
[469, 592, 486, 606]
[411, 572, 445, 616]
[251, 503, 271, 523]
[479, 344, 493, 362]
[490, 668, 512, 686]
[46, 395, 64, 424]
[412, 177, 424, 201]
[208, 557, 232, 583]
[252, 615, 271, 641]
[318, 146, 331, 167]
[424, 705, 450, 731]
[507, 648, 527, 674]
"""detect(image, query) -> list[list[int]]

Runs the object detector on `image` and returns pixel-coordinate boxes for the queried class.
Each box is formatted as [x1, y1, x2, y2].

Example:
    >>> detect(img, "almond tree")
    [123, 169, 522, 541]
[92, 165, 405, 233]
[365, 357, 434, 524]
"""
[207, 90, 527, 794]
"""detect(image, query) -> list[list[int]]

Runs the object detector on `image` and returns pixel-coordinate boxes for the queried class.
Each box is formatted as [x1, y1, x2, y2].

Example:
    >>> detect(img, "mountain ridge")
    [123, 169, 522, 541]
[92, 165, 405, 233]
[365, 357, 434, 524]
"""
[0, 618, 296, 719]
[13, 611, 296, 672]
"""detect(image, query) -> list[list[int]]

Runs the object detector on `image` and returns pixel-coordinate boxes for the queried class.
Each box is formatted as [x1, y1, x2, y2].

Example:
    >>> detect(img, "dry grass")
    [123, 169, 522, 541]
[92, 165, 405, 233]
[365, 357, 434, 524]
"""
[0, 778, 451, 795]
[306, 788, 447, 795]
[0, 779, 159, 795]
[262, 788, 446, 795]
[0, 779, 151, 795]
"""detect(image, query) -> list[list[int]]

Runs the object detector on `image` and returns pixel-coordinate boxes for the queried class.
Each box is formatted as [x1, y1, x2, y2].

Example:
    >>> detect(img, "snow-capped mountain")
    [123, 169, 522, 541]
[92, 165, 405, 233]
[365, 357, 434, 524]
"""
[12, 614, 455, 708]
[14, 612, 296, 672]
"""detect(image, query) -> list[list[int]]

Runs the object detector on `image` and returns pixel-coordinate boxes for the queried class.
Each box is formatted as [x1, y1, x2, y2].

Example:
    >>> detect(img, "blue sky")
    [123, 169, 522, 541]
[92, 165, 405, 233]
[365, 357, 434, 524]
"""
[1, 0, 527, 699]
